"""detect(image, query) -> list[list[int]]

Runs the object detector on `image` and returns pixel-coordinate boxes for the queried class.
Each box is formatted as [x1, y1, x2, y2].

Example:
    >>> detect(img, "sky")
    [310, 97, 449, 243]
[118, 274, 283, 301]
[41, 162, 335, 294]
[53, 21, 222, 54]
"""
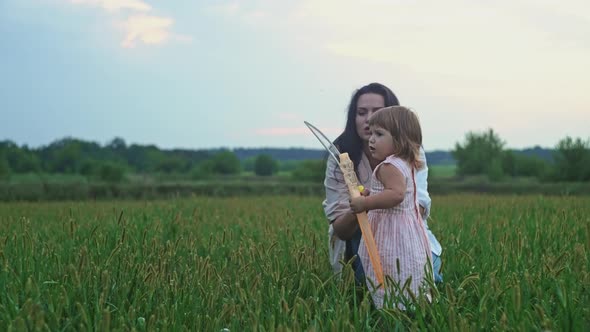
[1, 0, 589, 151]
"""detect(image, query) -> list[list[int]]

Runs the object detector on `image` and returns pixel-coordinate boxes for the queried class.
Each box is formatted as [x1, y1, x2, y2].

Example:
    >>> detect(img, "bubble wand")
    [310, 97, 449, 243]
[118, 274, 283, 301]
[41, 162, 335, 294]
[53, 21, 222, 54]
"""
[304, 121, 384, 287]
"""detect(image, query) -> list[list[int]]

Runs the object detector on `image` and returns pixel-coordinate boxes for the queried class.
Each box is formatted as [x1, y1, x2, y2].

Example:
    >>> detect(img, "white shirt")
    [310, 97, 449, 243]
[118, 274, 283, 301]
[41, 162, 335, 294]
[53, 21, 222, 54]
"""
[416, 148, 442, 255]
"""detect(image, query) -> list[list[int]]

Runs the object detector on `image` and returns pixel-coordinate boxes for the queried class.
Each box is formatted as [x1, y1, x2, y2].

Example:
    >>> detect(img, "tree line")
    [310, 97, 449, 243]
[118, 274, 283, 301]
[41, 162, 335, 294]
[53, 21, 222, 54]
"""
[0, 137, 326, 183]
[1, 132, 588, 183]
[453, 130, 590, 182]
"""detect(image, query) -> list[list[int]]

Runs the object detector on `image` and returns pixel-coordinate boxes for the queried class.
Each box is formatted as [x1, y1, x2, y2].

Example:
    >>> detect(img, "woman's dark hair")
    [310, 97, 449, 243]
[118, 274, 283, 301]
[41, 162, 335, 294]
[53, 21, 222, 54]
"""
[333, 83, 400, 169]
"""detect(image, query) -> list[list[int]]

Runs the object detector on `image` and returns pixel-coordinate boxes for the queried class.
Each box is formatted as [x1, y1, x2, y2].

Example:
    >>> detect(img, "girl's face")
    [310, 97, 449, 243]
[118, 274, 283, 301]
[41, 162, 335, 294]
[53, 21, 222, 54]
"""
[355, 93, 385, 142]
[368, 125, 395, 161]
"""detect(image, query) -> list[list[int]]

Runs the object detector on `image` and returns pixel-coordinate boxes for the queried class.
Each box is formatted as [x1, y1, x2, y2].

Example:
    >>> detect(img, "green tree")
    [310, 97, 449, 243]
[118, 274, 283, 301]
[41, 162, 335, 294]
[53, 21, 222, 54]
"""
[155, 155, 190, 173]
[515, 155, 548, 178]
[123, 144, 166, 173]
[501, 151, 516, 177]
[487, 158, 504, 182]
[44, 138, 84, 173]
[502, 151, 549, 179]
[292, 160, 326, 182]
[254, 154, 278, 176]
[0, 152, 11, 180]
[242, 157, 256, 172]
[552, 136, 590, 181]
[107, 137, 127, 151]
[453, 129, 505, 178]
[97, 162, 126, 183]
[191, 160, 215, 180]
[211, 151, 241, 175]
[0, 141, 41, 173]
[79, 160, 98, 177]
[12, 150, 40, 173]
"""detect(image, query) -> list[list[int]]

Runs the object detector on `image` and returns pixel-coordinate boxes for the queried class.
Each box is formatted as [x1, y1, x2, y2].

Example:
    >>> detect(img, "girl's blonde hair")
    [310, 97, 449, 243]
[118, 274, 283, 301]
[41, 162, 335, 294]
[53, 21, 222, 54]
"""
[368, 106, 424, 169]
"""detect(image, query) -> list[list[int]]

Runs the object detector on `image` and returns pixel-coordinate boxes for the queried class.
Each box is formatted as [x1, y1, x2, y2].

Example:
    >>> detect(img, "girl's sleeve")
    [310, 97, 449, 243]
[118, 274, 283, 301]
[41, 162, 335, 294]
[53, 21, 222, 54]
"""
[322, 156, 350, 223]
[416, 147, 432, 219]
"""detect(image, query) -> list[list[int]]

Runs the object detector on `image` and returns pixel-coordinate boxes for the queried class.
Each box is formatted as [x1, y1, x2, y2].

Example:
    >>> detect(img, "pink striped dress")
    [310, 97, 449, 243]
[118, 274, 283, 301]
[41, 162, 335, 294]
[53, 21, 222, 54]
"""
[358, 155, 433, 309]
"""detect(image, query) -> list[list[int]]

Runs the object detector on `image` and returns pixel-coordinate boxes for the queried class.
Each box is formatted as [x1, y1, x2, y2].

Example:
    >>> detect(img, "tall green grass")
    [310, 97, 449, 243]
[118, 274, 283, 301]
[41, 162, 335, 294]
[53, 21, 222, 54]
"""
[0, 195, 588, 330]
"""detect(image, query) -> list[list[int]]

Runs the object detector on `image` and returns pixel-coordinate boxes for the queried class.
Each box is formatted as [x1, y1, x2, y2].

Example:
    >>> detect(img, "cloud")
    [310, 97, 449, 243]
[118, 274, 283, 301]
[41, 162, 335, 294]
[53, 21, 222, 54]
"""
[67, 0, 190, 47]
[120, 14, 172, 48]
[70, 0, 151, 12]
[285, 0, 590, 109]
[209, 0, 589, 82]
[206, 0, 589, 149]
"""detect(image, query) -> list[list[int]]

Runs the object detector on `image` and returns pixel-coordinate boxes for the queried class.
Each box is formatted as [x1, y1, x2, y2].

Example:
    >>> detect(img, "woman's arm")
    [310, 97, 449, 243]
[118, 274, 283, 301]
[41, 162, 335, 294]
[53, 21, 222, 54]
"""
[331, 212, 359, 240]
[322, 156, 359, 240]
[416, 147, 431, 219]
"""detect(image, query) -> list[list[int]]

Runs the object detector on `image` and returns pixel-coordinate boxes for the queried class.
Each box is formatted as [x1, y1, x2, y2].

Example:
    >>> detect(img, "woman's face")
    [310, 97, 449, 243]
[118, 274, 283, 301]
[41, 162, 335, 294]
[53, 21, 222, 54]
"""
[355, 93, 385, 142]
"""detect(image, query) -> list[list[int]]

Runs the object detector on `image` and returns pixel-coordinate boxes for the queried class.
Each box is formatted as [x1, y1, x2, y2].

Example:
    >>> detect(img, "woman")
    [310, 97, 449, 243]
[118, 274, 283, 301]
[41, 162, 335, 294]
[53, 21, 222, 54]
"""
[322, 82, 443, 283]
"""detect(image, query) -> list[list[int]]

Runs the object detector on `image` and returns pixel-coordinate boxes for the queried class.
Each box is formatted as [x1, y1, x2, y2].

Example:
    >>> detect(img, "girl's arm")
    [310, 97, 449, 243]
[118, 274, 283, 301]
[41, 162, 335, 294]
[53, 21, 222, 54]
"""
[350, 164, 405, 212]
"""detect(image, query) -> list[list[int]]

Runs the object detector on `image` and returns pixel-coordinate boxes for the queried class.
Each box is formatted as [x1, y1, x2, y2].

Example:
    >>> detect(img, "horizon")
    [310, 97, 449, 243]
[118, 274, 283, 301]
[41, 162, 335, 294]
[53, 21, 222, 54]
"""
[1, 0, 589, 151]
[0, 134, 559, 153]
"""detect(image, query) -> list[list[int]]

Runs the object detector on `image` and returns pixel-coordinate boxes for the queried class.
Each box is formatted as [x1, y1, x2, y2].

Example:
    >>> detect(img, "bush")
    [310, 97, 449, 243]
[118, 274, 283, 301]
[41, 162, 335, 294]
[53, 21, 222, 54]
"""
[291, 160, 326, 182]
[502, 151, 549, 179]
[191, 160, 214, 180]
[0, 154, 11, 181]
[254, 154, 278, 176]
[242, 157, 256, 172]
[453, 129, 505, 176]
[79, 160, 97, 177]
[155, 156, 190, 174]
[211, 151, 241, 175]
[552, 137, 590, 181]
[487, 158, 504, 182]
[97, 162, 126, 183]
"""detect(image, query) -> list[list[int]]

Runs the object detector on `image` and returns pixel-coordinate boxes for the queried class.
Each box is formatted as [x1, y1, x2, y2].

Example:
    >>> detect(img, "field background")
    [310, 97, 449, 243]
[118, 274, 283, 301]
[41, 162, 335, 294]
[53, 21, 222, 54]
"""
[1, 195, 588, 330]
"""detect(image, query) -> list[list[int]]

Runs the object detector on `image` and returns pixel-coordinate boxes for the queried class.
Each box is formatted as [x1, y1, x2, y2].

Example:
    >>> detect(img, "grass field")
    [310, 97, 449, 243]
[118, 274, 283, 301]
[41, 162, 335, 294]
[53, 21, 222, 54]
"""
[1, 195, 588, 330]
[429, 165, 457, 179]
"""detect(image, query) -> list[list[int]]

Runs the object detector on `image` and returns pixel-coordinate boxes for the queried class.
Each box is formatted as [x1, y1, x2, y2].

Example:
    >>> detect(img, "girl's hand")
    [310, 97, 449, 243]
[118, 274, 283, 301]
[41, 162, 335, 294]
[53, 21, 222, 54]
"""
[350, 196, 367, 213]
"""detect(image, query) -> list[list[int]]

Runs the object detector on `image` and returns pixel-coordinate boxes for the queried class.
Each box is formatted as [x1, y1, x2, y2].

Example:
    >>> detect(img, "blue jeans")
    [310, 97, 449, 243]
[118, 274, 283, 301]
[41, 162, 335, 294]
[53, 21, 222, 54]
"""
[432, 252, 443, 283]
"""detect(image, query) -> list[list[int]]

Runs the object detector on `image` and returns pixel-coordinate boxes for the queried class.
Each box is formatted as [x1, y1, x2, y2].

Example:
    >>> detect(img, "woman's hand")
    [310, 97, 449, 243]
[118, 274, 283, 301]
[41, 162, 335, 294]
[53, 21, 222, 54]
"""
[350, 196, 367, 213]
[332, 187, 371, 240]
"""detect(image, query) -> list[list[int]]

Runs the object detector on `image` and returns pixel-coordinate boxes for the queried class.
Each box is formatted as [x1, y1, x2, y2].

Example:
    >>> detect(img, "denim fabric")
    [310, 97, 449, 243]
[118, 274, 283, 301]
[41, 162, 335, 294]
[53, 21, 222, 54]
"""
[345, 229, 365, 284]
[432, 253, 443, 283]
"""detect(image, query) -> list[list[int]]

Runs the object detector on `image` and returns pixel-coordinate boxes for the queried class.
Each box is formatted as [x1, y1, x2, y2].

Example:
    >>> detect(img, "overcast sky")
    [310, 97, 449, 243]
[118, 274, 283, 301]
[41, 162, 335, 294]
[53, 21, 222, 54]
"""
[1, 0, 588, 151]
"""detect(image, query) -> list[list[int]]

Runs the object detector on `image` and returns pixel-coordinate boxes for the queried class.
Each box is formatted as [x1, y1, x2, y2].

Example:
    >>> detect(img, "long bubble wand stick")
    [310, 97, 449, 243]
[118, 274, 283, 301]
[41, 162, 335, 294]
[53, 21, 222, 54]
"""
[304, 121, 384, 287]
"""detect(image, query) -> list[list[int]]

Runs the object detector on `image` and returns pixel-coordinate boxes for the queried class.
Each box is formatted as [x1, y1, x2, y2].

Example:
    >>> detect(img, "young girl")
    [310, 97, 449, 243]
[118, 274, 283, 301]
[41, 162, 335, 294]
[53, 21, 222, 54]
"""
[350, 106, 433, 309]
